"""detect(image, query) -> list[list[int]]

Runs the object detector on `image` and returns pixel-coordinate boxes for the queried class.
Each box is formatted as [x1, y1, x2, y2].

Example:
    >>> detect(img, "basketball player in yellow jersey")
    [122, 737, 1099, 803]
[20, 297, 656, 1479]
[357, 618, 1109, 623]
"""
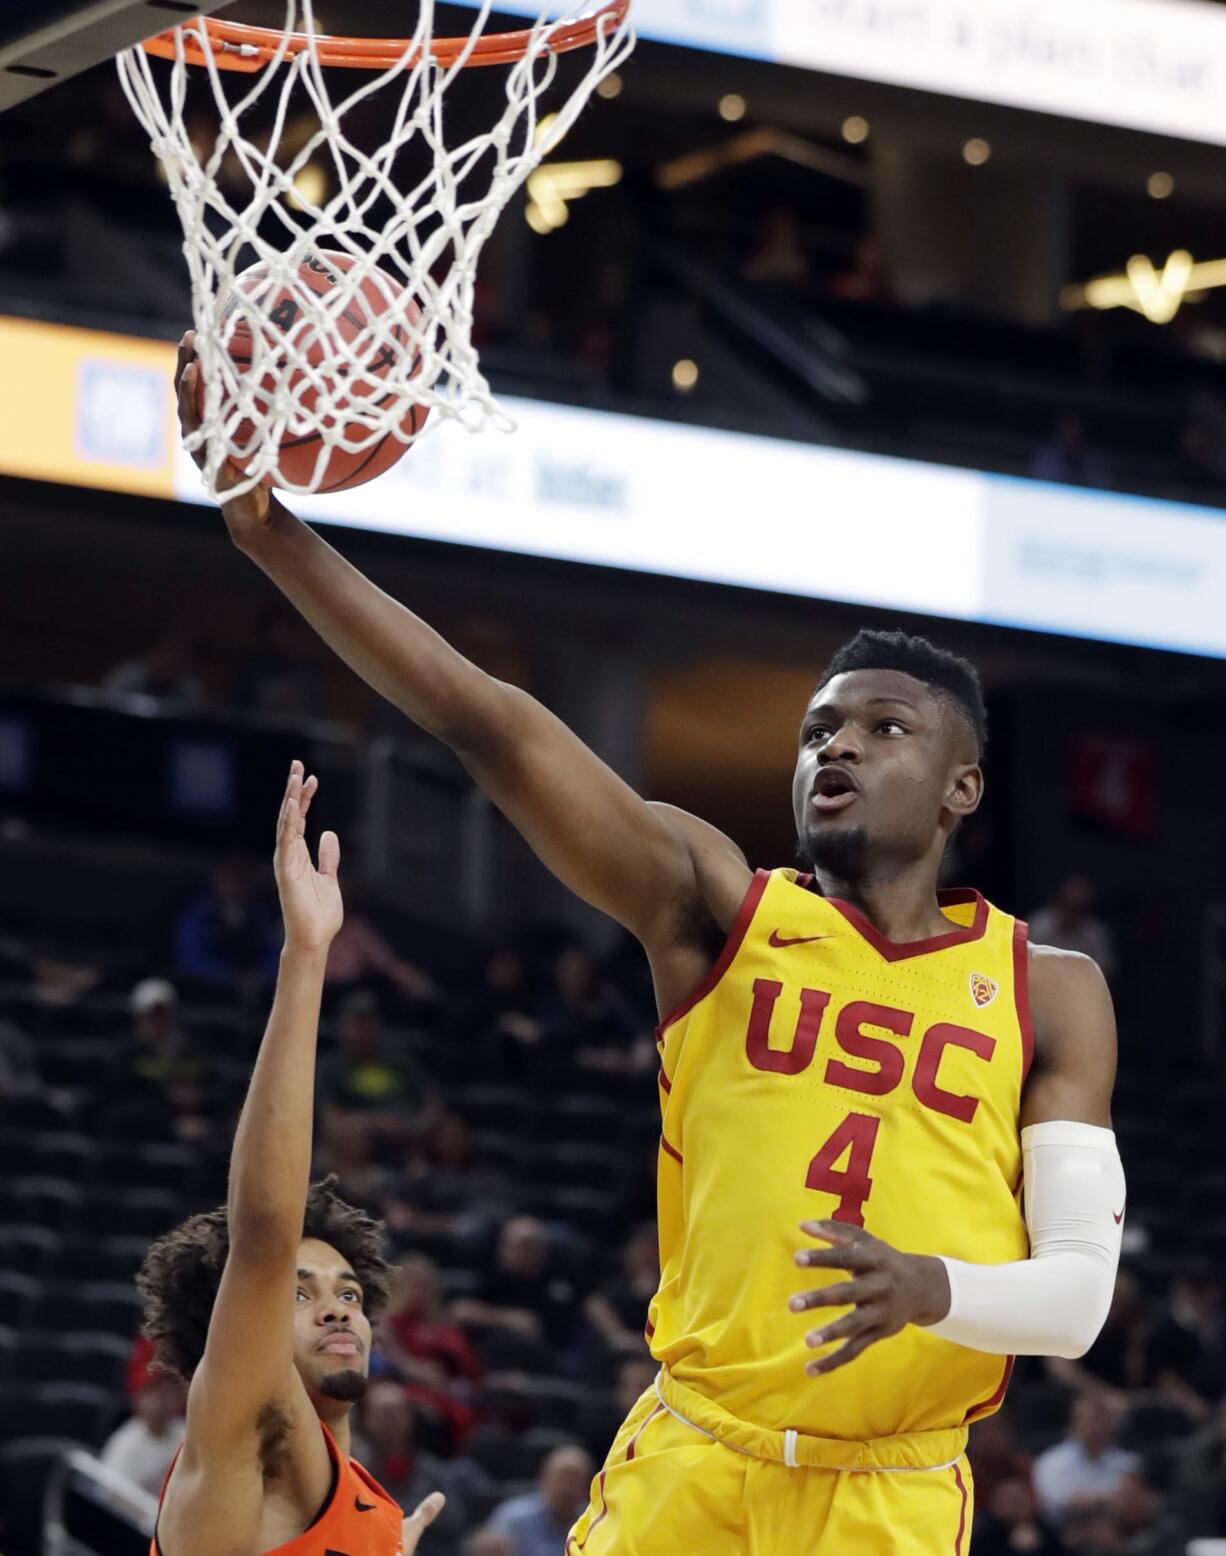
[177, 335, 1126, 1554]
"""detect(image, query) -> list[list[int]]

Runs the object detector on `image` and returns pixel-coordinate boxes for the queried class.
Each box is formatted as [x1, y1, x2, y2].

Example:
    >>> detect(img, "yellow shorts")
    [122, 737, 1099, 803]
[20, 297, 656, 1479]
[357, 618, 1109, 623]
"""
[566, 1376, 975, 1556]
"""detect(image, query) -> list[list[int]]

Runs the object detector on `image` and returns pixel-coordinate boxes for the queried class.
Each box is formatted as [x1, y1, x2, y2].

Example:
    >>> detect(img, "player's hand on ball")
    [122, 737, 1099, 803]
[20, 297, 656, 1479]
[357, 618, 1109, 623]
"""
[789, 1220, 951, 1376]
[273, 761, 343, 955]
[175, 330, 271, 538]
[402, 1491, 446, 1552]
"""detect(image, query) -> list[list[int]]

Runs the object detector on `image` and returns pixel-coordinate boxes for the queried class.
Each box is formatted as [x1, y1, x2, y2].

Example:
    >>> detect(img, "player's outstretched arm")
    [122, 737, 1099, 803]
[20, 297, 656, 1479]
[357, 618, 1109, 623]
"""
[176, 762, 342, 1476]
[176, 336, 726, 949]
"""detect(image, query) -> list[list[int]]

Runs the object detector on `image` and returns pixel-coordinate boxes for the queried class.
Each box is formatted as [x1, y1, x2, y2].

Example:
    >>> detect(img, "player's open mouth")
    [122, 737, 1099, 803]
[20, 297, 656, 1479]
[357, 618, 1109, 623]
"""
[317, 1335, 360, 1356]
[811, 771, 859, 813]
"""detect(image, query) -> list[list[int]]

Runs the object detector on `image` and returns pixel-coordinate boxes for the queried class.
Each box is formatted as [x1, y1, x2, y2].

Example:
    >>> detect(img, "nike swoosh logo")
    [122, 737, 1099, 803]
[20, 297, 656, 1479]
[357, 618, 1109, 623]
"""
[1113, 1207, 1125, 1225]
[768, 931, 831, 948]
[355, 1497, 377, 1512]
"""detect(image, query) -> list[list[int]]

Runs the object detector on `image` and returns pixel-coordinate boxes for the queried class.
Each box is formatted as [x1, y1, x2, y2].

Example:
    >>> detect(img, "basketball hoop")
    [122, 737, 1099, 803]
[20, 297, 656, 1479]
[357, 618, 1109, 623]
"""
[116, 1, 634, 499]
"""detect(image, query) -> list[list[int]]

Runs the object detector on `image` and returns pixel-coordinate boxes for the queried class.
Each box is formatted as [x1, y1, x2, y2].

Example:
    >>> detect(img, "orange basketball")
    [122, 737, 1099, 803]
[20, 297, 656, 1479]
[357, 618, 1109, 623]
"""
[196, 249, 428, 493]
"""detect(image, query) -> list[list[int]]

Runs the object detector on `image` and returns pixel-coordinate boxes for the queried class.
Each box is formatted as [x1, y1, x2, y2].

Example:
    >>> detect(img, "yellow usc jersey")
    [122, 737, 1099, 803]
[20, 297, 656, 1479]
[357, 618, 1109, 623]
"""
[648, 867, 1033, 1442]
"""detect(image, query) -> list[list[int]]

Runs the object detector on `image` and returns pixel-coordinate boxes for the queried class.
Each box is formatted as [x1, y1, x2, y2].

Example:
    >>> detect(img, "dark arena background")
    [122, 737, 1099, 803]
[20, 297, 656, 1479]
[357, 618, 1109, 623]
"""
[4, 2, 1226, 1554]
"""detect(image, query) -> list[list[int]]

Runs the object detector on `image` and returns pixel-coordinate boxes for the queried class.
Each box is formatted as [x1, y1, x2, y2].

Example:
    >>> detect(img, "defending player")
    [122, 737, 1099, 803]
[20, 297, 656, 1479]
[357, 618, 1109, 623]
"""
[176, 337, 1125, 1554]
[136, 761, 444, 1556]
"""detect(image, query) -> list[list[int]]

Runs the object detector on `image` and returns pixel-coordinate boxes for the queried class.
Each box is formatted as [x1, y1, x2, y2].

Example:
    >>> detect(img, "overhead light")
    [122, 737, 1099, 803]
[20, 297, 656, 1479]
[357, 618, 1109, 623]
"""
[597, 72, 623, 100]
[287, 162, 327, 210]
[1147, 171, 1175, 200]
[963, 138, 991, 166]
[1061, 247, 1226, 325]
[672, 358, 699, 391]
[719, 94, 746, 123]
[524, 158, 623, 233]
[842, 115, 870, 145]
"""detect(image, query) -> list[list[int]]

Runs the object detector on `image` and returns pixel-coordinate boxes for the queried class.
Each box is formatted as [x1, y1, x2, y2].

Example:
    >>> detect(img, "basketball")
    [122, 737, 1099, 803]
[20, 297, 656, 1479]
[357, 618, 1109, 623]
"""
[195, 249, 428, 493]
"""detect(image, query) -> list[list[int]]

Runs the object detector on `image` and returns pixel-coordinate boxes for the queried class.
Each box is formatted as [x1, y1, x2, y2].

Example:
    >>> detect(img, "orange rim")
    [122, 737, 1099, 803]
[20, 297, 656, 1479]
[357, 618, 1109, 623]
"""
[140, 1, 629, 70]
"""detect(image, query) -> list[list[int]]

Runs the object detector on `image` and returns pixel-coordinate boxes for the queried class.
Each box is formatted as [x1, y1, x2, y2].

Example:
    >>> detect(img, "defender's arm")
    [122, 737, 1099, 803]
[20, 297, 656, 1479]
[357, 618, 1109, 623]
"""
[176, 765, 341, 1474]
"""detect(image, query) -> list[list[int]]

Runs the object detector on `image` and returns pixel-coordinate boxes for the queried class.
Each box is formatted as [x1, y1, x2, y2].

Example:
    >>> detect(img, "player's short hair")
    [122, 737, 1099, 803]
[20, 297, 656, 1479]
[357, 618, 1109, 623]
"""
[817, 628, 988, 757]
[136, 1176, 391, 1383]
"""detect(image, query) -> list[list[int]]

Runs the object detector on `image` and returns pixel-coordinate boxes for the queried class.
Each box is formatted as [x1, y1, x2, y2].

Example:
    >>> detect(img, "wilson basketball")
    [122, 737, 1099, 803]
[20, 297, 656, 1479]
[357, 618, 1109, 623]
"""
[196, 249, 428, 493]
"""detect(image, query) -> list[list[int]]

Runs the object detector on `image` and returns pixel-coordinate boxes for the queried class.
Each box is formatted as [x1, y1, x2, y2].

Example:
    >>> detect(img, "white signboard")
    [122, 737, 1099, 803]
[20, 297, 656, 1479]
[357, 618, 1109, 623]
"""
[173, 395, 1226, 660]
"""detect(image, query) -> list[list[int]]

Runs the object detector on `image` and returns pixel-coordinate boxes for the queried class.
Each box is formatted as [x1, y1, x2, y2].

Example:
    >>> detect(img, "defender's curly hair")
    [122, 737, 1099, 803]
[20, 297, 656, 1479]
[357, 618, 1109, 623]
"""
[136, 1176, 392, 1383]
[818, 628, 988, 757]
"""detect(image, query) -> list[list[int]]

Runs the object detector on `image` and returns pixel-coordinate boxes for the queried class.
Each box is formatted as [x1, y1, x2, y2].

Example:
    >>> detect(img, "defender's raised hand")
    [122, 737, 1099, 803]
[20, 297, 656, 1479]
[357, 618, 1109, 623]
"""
[401, 1492, 446, 1553]
[274, 760, 343, 954]
[175, 330, 271, 538]
[789, 1220, 951, 1376]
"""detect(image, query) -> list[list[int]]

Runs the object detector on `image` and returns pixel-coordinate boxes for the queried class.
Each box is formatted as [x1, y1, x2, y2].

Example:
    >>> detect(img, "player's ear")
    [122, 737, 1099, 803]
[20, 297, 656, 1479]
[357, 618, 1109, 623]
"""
[946, 763, 983, 819]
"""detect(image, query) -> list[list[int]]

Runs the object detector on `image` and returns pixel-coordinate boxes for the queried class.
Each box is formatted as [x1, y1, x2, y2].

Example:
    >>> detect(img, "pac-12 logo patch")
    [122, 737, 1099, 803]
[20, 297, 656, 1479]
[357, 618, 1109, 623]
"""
[970, 972, 998, 1008]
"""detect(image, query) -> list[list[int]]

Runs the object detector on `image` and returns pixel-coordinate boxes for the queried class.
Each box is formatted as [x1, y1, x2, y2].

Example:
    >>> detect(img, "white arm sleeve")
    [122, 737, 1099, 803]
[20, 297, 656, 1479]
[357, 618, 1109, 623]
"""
[926, 1120, 1125, 1360]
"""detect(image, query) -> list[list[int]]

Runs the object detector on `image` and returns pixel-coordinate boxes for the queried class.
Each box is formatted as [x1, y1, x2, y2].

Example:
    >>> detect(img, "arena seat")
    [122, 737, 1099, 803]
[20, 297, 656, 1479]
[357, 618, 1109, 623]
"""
[49, 1235, 152, 1286]
[0, 1224, 62, 1276]
[0, 1382, 115, 1445]
[10, 1176, 83, 1229]
[77, 1188, 183, 1240]
[9, 1332, 131, 1390]
[0, 1272, 43, 1324]
[530, 1142, 622, 1189]
[37, 1281, 143, 1338]
[0, 1437, 85, 1556]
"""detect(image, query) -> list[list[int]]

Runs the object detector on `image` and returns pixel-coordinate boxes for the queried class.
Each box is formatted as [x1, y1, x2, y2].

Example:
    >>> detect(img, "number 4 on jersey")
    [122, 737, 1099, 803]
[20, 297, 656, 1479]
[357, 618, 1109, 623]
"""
[805, 1112, 881, 1227]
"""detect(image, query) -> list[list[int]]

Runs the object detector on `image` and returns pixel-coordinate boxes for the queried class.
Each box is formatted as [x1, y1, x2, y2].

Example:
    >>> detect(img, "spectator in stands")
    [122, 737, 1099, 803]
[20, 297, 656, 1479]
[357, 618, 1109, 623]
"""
[487, 1445, 593, 1556]
[1046, 1268, 1148, 1410]
[0, 1013, 42, 1098]
[533, 941, 646, 1080]
[1029, 413, 1111, 491]
[172, 858, 280, 998]
[313, 1112, 393, 1215]
[117, 976, 212, 1143]
[462, 1533, 514, 1556]
[324, 890, 437, 1011]
[445, 946, 542, 1079]
[583, 1223, 659, 1357]
[102, 633, 207, 711]
[829, 235, 891, 304]
[316, 989, 436, 1149]
[1149, 1266, 1226, 1422]
[967, 1409, 1033, 1511]
[579, 1354, 658, 1465]
[350, 1381, 472, 1556]
[1103, 1469, 1179, 1556]
[1173, 1394, 1226, 1540]
[743, 206, 810, 292]
[1029, 877, 1116, 983]
[453, 1216, 578, 1349]
[1033, 1397, 1140, 1525]
[233, 607, 324, 721]
[973, 1476, 1066, 1556]
[387, 1112, 523, 1247]
[379, 1253, 483, 1391]
[100, 1372, 187, 1497]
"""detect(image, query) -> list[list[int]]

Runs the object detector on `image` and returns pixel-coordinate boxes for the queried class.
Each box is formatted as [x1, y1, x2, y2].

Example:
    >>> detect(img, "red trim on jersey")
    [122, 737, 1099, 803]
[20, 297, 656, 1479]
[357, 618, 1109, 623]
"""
[655, 868, 769, 1039]
[826, 888, 989, 963]
[964, 1356, 1014, 1422]
[644, 1318, 655, 1340]
[953, 1460, 969, 1556]
[571, 1470, 609, 1552]
[626, 1402, 665, 1461]
[658, 1068, 672, 1094]
[660, 1135, 683, 1166]
[1012, 919, 1034, 1086]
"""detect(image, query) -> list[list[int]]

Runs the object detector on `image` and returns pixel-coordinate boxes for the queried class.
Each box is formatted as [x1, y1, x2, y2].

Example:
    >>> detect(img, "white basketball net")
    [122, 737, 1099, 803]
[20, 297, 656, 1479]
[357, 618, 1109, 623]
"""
[116, 1, 633, 499]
